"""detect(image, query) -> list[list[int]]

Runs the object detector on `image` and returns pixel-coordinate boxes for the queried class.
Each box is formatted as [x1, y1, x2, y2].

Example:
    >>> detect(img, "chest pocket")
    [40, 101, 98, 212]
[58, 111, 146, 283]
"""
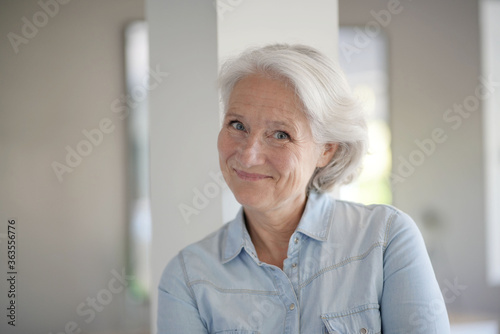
[321, 303, 381, 334]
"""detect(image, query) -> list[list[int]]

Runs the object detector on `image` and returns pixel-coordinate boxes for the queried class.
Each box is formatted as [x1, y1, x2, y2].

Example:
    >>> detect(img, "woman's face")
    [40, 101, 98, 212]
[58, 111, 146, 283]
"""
[217, 74, 335, 214]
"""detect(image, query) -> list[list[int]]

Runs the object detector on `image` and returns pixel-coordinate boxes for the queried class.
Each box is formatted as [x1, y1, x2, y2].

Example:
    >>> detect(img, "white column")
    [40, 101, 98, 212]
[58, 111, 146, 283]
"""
[147, 0, 221, 330]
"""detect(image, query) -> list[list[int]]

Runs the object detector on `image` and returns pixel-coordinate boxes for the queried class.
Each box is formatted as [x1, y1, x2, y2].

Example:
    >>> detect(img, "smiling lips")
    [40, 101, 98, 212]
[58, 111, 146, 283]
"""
[234, 169, 271, 181]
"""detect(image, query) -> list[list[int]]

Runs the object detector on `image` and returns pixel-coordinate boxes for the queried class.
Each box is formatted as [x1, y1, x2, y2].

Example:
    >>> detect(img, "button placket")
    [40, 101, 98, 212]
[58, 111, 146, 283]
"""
[284, 234, 301, 297]
[269, 265, 300, 333]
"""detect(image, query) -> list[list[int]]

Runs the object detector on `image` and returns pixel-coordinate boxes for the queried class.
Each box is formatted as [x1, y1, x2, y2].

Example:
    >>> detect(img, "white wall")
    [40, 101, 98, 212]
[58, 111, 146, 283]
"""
[0, 1, 146, 333]
[148, 0, 338, 331]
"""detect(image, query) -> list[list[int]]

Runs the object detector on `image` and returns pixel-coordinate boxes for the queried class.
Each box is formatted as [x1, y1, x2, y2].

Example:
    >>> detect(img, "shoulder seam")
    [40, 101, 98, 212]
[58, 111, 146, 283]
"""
[382, 209, 399, 252]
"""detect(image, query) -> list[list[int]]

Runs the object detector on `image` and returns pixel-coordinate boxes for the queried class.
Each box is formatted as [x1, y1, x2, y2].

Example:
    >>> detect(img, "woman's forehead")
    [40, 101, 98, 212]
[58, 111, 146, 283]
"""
[228, 75, 304, 115]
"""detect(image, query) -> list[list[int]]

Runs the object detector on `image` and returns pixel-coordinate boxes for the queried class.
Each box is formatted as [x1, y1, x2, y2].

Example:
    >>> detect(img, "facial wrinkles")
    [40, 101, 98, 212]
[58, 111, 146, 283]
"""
[274, 154, 300, 194]
[226, 106, 317, 180]
[230, 116, 310, 178]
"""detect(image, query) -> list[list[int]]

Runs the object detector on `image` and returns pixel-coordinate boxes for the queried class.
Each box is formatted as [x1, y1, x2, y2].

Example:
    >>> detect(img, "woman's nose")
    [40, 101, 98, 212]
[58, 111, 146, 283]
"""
[237, 135, 265, 168]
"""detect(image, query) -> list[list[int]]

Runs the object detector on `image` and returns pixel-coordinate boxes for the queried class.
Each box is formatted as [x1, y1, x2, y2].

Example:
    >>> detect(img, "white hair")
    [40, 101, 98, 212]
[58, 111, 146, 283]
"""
[218, 43, 368, 192]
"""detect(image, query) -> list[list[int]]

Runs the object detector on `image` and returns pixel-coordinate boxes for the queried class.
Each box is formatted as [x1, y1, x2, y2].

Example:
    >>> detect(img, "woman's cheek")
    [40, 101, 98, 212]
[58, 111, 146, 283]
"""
[217, 131, 232, 159]
[272, 146, 298, 168]
[217, 130, 224, 153]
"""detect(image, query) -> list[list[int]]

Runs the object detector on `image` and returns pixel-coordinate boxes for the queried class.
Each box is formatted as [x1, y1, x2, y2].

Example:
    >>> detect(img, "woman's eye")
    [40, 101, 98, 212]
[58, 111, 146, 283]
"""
[230, 121, 245, 131]
[273, 131, 289, 140]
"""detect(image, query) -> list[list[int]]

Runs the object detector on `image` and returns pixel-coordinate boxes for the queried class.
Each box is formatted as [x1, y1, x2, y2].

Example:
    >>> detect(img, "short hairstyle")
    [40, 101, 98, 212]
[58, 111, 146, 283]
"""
[218, 43, 368, 192]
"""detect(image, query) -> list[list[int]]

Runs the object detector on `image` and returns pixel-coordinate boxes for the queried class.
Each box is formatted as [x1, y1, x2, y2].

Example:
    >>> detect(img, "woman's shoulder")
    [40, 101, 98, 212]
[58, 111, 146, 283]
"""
[334, 198, 414, 225]
[310, 191, 409, 223]
[330, 197, 420, 245]
[334, 197, 398, 214]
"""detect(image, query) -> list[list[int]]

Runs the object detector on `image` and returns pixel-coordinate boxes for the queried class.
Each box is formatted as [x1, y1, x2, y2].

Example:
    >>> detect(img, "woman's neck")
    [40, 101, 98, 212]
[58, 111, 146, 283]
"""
[243, 194, 307, 269]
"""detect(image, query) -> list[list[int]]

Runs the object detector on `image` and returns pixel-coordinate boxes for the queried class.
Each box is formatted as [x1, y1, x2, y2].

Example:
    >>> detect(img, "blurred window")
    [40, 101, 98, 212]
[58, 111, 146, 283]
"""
[124, 21, 151, 300]
[338, 27, 392, 205]
[480, 0, 500, 287]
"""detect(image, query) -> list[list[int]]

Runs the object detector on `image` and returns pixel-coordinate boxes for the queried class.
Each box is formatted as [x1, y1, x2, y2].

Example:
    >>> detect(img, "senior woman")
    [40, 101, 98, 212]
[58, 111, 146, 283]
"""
[158, 44, 450, 333]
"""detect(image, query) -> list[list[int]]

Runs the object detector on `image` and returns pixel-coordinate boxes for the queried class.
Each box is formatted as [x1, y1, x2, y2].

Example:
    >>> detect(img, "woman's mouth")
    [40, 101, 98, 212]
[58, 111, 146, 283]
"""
[234, 169, 271, 181]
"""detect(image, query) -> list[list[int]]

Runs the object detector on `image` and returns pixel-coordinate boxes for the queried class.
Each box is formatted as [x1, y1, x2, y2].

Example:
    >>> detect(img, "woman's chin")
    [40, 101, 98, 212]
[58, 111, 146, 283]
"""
[231, 188, 270, 211]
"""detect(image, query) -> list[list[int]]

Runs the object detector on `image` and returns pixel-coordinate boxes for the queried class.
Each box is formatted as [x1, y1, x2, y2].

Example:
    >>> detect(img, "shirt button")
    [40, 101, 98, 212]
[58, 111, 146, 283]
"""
[292, 263, 297, 268]
[360, 328, 367, 334]
[289, 303, 295, 310]
[294, 237, 299, 244]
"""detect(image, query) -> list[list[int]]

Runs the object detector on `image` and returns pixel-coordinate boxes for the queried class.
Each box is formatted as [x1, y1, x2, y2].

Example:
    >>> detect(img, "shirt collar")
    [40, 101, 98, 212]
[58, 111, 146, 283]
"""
[221, 207, 247, 264]
[221, 190, 336, 264]
[295, 190, 335, 241]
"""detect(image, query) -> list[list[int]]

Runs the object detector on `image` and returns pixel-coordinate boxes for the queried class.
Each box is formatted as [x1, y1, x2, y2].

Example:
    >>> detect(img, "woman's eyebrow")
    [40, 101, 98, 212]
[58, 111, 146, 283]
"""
[224, 112, 244, 119]
[225, 112, 298, 129]
[267, 117, 300, 131]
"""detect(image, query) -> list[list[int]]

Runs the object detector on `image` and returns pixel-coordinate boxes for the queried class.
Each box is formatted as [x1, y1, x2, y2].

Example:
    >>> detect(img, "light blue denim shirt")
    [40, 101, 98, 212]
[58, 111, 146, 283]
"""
[158, 191, 450, 333]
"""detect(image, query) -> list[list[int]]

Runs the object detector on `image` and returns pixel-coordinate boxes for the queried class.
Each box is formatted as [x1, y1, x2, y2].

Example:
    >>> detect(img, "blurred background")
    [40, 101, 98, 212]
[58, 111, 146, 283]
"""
[0, 0, 499, 333]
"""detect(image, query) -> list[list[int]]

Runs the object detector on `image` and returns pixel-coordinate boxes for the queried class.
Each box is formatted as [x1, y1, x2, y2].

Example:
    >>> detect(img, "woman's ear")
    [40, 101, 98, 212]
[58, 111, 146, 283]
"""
[317, 143, 338, 168]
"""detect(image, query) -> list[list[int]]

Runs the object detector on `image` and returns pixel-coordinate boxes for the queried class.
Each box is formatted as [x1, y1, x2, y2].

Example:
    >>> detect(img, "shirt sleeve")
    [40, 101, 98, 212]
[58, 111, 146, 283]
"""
[157, 252, 208, 334]
[380, 209, 450, 334]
